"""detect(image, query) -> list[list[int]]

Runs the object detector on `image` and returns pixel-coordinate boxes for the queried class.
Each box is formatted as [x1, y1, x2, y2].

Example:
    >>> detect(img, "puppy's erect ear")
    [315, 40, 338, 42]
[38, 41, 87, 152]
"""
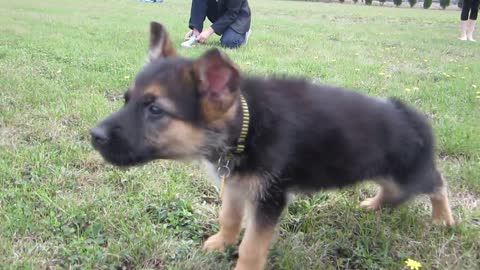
[148, 22, 176, 62]
[192, 48, 241, 123]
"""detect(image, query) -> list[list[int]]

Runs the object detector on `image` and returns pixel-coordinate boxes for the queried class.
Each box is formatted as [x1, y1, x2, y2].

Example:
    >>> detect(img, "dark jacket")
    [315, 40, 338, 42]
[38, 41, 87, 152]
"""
[212, 0, 251, 35]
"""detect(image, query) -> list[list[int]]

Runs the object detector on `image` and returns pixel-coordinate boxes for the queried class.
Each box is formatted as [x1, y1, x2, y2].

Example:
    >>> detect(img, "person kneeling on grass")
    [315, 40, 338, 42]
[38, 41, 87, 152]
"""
[182, 0, 251, 48]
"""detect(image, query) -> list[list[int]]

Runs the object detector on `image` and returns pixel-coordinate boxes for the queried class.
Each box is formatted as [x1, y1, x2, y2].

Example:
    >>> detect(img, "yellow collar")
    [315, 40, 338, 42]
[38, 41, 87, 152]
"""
[218, 94, 249, 197]
[216, 94, 250, 176]
[234, 94, 250, 154]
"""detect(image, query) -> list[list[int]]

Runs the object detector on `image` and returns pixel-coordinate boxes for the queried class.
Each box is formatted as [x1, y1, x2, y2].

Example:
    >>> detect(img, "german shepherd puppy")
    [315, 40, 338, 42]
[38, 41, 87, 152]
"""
[91, 22, 454, 270]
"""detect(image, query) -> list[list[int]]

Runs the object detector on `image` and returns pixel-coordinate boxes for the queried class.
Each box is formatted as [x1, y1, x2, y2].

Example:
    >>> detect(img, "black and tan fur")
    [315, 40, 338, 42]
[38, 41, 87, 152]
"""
[91, 22, 454, 270]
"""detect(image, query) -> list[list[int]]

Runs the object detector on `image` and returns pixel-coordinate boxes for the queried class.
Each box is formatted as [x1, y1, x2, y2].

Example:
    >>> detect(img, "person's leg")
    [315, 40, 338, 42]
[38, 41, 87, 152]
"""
[467, 0, 478, 41]
[459, 0, 471, 40]
[183, 0, 218, 47]
[206, 0, 220, 23]
[220, 27, 247, 49]
[188, 0, 218, 33]
[470, 0, 479, 20]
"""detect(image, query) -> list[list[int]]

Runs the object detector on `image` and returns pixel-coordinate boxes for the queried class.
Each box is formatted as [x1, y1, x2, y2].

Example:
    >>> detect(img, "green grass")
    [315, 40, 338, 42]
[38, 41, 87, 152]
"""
[1, 0, 479, 269]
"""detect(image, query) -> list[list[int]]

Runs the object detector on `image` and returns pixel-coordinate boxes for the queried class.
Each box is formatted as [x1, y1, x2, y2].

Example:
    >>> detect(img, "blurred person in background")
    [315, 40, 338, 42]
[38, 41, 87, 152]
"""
[182, 0, 251, 48]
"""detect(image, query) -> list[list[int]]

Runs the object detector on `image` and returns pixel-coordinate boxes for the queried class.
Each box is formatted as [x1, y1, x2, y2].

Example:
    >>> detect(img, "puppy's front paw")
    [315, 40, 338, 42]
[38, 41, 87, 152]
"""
[360, 197, 382, 210]
[234, 263, 252, 270]
[202, 233, 231, 252]
[234, 258, 265, 270]
[432, 211, 455, 226]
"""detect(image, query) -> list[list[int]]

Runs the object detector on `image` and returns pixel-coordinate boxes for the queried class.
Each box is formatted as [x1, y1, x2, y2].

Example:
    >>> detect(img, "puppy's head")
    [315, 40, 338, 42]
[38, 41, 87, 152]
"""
[91, 22, 241, 166]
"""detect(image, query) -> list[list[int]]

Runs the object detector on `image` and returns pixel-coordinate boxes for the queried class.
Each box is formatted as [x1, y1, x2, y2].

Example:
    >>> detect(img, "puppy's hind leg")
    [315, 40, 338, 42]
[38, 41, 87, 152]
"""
[429, 173, 454, 226]
[400, 166, 455, 226]
[388, 166, 454, 226]
[360, 179, 405, 210]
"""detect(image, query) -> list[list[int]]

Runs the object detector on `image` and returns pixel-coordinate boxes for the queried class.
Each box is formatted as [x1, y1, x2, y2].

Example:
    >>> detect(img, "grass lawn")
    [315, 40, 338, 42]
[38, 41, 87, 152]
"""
[1, 0, 479, 269]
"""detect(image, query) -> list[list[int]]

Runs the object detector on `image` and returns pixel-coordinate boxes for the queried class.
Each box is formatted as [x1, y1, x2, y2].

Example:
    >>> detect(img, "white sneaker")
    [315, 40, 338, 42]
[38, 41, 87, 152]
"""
[467, 19, 476, 42]
[459, 21, 468, 41]
[181, 34, 198, 47]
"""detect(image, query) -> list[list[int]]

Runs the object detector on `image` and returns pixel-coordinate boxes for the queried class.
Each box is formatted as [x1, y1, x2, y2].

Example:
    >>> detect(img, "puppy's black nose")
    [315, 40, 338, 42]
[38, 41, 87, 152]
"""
[90, 126, 109, 145]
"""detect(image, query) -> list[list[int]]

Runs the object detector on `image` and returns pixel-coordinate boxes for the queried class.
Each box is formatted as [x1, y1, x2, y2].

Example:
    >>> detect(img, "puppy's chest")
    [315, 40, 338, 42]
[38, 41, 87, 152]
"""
[201, 159, 223, 189]
[200, 159, 265, 194]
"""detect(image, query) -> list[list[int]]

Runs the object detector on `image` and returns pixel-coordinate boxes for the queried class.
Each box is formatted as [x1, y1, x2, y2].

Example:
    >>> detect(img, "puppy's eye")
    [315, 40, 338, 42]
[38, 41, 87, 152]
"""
[148, 105, 164, 116]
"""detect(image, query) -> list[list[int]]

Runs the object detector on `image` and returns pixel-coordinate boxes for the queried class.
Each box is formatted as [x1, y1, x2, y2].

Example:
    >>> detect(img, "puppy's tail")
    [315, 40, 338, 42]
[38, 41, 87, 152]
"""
[388, 97, 439, 195]
[388, 97, 435, 162]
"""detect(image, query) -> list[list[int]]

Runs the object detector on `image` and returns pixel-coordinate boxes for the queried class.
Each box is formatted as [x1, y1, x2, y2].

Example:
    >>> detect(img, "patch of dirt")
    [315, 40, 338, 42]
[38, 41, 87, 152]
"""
[78, 152, 105, 173]
[0, 126, 19, 147]
[105, 90, 124, 102]
[450, 190, 479, 212]
[72, 152, 106, 187]
[61, 113, 81, 128]
[413, 187, 480, 227]
[438, 152, 472, 162]
[142, 258, 166, 269]
[118, 255, 135, 270]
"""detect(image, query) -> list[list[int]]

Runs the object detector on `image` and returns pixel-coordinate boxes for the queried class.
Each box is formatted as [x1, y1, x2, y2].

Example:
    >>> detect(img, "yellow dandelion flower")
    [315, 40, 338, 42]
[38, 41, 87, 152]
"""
[355, 68, 360, 72]
[378, 72, 385, 76]
[472, 85, 477, 89]
[405, 88, 412, 92]
[405, 258, 422, 270]
[124, 75, 130, 80]
[331, 59, 337, 62]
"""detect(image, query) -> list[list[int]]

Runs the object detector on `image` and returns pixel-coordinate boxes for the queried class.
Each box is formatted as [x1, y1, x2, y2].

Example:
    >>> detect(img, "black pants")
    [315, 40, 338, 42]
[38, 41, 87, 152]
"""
[461, 0, 479, 20]
[189, 0, 219, 32]
[188, 0, 246, 48]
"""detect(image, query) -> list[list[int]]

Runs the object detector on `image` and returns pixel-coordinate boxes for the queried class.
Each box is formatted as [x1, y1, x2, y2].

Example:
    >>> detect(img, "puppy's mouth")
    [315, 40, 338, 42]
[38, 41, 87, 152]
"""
[96, 149, 153, 167]
[91, 139, 154, 167]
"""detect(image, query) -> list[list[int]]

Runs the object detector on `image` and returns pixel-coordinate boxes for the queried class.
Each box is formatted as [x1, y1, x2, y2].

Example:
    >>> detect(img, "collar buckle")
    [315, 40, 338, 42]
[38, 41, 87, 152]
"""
[215, 94, 249, 179]
[217, 157, 231, 178]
